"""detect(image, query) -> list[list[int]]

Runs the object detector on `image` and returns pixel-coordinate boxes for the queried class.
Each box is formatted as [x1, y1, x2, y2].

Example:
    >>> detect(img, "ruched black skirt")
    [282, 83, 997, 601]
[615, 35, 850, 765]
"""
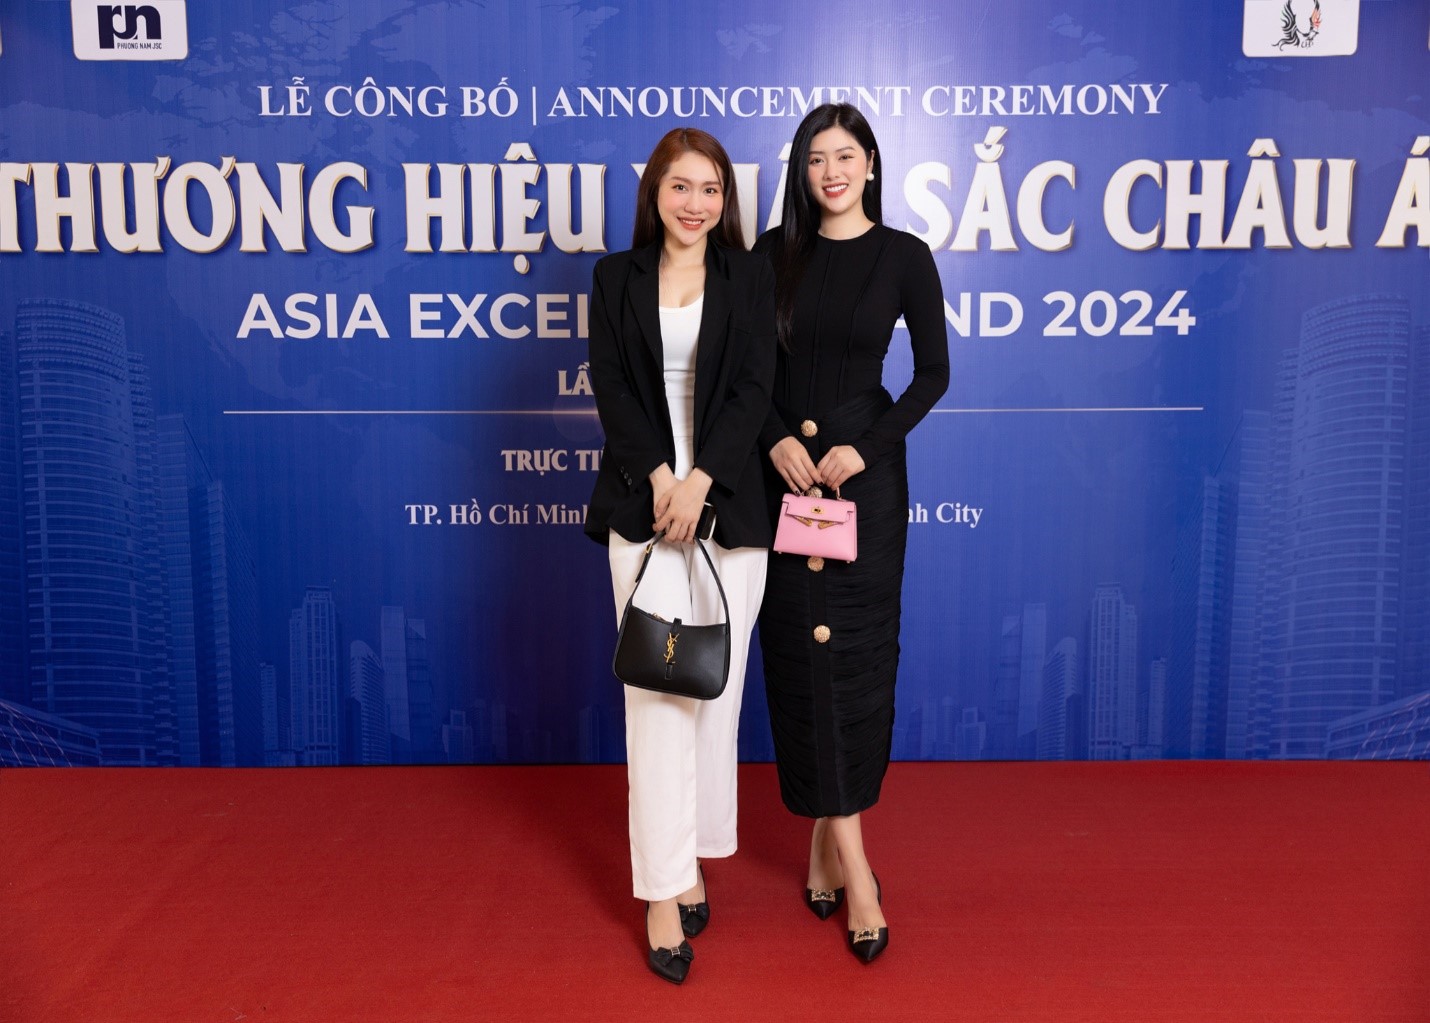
[760, 388, 907, 818]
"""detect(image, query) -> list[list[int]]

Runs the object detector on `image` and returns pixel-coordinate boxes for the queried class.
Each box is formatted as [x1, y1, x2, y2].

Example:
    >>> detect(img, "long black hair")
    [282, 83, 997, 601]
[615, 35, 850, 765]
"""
[771, 103, 883, 347]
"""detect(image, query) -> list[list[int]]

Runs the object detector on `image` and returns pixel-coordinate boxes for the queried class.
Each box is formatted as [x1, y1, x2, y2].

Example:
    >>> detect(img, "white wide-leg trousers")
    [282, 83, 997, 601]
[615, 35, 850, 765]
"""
[608, 531, 767, 902]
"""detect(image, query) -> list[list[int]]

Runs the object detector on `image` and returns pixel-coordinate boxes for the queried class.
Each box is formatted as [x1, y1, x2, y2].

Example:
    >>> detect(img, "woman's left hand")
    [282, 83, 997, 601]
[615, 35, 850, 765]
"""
[816, 445, 866, 491]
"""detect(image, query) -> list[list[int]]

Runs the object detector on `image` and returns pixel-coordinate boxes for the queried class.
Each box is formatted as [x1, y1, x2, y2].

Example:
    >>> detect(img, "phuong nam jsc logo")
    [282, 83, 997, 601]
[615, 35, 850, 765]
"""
[71, 0, 188, 61]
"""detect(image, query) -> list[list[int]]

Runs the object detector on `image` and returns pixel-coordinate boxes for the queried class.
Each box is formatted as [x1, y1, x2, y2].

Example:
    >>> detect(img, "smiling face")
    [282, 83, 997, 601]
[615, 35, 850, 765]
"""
[656, 151, 725, 253]
[806, 126, 873, 221]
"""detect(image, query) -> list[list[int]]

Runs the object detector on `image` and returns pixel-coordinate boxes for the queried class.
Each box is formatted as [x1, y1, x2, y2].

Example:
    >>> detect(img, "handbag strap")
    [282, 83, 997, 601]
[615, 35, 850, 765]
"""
[621, 534, 731, 629]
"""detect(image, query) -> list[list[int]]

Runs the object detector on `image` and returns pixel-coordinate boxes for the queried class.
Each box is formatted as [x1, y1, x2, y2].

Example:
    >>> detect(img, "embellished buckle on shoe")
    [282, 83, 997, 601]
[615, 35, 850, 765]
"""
[852, 926, 881, 943]
[810, 888, 838, 903]
[652, 942, 693, 965]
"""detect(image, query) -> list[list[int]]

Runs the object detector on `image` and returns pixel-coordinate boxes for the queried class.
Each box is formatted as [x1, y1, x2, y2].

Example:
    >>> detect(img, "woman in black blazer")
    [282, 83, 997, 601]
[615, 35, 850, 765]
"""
[585, 127, 775, 984]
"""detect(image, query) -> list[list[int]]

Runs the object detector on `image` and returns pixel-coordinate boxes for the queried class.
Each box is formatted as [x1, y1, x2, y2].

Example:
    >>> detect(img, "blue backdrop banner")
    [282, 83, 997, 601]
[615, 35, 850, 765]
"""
[1, 1, 1427, 767]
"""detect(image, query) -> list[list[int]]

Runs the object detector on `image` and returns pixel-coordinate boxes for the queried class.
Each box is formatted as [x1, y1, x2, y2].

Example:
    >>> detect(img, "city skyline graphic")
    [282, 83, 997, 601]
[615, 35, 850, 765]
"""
[2, 0, 1428, 768]
[2, 291, 1426, 766]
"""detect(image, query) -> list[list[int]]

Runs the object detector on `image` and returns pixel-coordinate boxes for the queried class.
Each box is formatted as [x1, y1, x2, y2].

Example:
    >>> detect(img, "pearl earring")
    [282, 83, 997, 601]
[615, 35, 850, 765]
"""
[866, 171, 875, 181]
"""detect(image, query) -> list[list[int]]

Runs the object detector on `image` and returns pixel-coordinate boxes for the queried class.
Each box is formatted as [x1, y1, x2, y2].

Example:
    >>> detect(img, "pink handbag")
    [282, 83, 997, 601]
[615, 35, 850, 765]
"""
[772, 491, 858, 562]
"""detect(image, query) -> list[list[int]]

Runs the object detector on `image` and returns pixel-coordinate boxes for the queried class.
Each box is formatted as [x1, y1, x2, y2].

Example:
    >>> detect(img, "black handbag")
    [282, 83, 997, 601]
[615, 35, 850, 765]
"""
[612, 536, 731, 700]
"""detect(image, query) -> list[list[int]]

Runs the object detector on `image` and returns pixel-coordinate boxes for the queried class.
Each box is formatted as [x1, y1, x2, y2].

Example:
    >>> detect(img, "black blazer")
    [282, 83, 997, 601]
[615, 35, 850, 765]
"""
[585, 238, 776, 548]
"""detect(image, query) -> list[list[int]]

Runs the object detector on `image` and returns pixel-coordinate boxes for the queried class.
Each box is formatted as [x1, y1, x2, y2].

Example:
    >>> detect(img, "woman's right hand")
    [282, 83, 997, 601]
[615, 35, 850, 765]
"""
[649, 464, 678, 525]
[769, 436, 821, 494]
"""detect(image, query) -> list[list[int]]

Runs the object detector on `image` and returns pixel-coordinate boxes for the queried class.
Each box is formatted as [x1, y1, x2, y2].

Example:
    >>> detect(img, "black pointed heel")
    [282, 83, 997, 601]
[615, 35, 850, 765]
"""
[678, 865, 709, 938]
[847, 924, 888, 963]
[847, 872, 888, 964]
[648, 941, 694, 984]
[804, 884, 846, 920]
[645, 903, 694, 984]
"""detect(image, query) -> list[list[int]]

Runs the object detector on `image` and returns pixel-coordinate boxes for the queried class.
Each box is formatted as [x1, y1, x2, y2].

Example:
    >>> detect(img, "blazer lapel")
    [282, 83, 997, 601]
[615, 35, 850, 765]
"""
[628, 242, 663, 365]
[692, 251, 732, 443]
[694, 270, 730, 382]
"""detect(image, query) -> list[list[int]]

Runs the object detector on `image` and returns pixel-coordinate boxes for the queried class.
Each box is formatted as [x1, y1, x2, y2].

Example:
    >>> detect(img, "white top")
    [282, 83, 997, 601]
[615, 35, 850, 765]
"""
[659, 294, 702, 446]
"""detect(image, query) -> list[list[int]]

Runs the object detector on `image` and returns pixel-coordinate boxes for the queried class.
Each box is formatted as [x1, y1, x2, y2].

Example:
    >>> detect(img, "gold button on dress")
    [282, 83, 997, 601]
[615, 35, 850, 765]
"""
[807, 556, 825, 572]
[813, 625, 831, 643]
[800, 419, 818, 437]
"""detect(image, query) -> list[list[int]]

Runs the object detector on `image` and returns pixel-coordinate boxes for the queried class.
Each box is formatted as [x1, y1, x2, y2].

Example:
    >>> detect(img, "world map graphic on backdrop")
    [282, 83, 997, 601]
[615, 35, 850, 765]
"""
[1, 1, 1427, 767]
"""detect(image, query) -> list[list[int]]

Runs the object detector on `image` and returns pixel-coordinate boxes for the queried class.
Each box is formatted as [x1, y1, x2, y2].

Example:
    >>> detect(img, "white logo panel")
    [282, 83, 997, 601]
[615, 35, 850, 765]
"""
[1243, 0, 1359, 57]
[71, 1, 189, 61]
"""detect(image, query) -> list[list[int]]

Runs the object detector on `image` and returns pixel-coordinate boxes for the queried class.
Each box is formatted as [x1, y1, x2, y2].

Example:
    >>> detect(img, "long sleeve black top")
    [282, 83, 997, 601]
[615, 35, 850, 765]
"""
[755, 224, 949, 466]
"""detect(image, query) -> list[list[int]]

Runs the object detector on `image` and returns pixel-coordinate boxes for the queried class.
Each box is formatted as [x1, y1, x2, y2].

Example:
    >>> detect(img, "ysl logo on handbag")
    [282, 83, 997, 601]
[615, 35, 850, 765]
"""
[664, 631, 679, 679]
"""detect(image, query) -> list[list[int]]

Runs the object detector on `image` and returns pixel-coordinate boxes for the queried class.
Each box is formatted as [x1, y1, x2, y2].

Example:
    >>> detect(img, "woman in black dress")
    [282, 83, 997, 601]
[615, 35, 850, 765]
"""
[755, 104, 949, 963]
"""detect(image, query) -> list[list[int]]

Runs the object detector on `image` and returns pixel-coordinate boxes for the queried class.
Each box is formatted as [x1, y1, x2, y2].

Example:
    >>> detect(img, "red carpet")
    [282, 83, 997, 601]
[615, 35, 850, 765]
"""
[2, 762, 1427, 1022]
